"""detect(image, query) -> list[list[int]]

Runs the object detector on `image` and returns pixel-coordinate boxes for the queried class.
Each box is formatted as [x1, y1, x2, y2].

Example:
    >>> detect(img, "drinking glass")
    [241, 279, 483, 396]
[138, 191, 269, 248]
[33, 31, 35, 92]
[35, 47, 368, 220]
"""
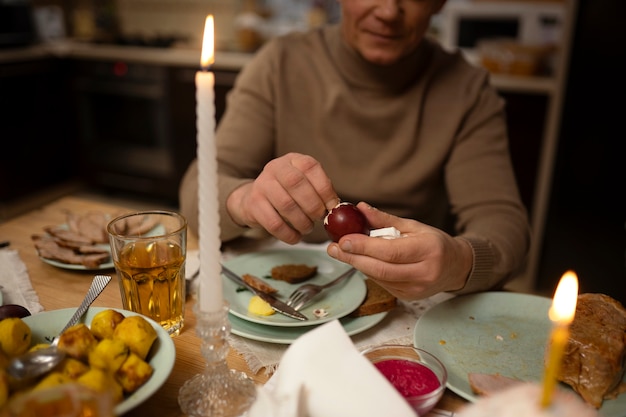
[107, 210, 187, 336]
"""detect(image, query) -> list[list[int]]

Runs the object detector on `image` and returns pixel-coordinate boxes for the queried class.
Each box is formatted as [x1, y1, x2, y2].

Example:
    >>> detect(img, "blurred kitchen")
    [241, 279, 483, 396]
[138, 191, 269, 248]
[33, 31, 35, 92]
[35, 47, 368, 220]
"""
[1, 0, 624, 303]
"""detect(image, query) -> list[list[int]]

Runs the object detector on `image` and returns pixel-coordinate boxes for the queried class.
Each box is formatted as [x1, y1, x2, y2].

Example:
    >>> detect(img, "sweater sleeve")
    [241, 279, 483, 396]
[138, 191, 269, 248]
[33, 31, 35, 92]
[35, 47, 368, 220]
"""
[438, 60, 531, 292]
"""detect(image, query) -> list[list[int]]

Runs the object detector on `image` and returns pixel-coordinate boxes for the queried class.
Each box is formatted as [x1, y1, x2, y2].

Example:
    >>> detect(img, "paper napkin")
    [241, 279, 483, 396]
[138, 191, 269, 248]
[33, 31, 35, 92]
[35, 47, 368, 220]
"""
[247, 319, 418, 417]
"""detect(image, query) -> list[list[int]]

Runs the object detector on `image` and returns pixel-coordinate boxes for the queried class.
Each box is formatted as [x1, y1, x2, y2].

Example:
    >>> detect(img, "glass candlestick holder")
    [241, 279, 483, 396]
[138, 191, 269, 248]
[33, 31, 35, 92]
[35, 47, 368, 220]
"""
[178, 302, 257, 417]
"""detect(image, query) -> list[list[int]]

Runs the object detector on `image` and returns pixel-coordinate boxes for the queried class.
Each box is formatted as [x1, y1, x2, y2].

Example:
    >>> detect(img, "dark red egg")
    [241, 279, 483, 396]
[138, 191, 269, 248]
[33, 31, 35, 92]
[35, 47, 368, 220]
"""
[323, 202, 370, 242]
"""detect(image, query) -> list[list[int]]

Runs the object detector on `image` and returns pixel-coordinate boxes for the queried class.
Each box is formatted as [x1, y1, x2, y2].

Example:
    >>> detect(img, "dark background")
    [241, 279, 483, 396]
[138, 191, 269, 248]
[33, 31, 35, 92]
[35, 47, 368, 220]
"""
[536, 0, 626, 305]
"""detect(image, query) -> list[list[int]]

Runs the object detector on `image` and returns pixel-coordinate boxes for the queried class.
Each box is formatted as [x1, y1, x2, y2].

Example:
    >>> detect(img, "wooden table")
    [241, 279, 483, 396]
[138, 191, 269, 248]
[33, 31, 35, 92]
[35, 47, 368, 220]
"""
[0, 195, 467, 416]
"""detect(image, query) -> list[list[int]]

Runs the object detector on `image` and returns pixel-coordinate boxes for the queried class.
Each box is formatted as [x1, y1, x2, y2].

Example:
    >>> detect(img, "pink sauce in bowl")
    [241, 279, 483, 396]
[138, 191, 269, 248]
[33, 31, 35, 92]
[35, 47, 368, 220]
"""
[362, 345, 447, 416]
[374, 359, 441, 397]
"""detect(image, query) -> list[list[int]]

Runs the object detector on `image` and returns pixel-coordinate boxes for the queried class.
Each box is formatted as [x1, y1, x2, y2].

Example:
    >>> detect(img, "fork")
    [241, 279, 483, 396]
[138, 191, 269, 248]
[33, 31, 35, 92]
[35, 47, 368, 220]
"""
[286, 267, 357, 311]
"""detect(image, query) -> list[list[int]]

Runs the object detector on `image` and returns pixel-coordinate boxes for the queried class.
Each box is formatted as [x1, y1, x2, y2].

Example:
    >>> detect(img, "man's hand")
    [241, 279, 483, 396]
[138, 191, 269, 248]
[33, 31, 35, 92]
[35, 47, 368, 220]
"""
[226, 153, 340, 244]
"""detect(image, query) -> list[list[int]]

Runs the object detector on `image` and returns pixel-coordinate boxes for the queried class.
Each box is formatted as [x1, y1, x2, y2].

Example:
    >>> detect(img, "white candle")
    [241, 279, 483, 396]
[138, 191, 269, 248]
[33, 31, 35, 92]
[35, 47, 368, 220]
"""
[196, 15, 222, 313]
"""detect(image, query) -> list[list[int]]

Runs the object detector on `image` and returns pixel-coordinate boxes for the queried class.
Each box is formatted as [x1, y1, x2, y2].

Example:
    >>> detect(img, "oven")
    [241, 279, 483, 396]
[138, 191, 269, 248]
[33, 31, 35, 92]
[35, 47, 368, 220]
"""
[73, 59, 185, 202]
[72, 55, 237, 202]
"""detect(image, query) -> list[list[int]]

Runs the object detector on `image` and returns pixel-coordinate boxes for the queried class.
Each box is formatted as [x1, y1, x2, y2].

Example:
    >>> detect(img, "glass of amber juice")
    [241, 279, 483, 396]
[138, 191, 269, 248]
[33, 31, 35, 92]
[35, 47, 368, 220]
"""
[107, 210, 187, 336]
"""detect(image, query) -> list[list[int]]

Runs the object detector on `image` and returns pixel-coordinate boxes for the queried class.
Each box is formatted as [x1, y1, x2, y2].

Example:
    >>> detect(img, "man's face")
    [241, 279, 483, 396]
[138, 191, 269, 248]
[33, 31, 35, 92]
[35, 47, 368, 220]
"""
[339, 0, 446, 65]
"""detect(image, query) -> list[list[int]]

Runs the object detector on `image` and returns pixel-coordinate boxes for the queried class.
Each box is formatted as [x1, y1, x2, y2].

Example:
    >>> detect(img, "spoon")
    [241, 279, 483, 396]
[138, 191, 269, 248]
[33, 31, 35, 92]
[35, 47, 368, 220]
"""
[7, 274, 112, 380]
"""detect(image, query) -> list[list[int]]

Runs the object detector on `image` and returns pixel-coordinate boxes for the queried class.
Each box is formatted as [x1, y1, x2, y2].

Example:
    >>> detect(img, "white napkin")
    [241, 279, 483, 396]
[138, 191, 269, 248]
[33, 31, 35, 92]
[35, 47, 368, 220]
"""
[247, 319, 418, 417]
[0, 249, 44, 314]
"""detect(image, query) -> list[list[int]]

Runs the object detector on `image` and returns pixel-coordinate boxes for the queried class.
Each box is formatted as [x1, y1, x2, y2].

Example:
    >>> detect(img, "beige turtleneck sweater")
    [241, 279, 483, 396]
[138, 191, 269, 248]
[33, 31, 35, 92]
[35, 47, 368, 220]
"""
[179, 25, 531, 294]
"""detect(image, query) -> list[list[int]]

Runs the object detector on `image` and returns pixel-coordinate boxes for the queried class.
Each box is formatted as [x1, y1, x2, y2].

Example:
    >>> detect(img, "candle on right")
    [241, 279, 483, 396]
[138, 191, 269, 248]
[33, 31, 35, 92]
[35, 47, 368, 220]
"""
[540, 270, 579, 408]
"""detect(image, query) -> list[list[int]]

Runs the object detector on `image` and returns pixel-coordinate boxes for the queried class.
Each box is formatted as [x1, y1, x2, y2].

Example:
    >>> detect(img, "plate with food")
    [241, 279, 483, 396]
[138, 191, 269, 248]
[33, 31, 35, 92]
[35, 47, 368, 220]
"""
[33, 210, 165, 271]
[32, 211, 114, 270]
[222, 249, 367, 327]
[15, 306, 175, 415]
[413, 292, 626, 417]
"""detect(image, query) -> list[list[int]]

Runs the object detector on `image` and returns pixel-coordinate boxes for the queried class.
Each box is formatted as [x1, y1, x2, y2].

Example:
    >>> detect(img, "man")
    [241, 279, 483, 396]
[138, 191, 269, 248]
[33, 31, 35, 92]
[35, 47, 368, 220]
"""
[180, 0, 530, 300]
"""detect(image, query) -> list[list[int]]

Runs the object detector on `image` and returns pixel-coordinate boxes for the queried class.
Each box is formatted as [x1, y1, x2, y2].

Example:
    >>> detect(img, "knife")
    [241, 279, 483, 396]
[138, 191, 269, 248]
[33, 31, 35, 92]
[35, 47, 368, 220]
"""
[221, 265, 309, 321]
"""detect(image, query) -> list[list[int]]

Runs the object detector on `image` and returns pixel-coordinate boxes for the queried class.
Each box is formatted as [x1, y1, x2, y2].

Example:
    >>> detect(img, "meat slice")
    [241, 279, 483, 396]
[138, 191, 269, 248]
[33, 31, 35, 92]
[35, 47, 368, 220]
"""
[80, 252, 111, 269]
[76, 211, 109, 243]
[33, 235, 89, 266]
[242, 274, 278, 294]
[32, 235, 110, 268]
[551, 293, 626, 408]
[44, 226, 94, 246]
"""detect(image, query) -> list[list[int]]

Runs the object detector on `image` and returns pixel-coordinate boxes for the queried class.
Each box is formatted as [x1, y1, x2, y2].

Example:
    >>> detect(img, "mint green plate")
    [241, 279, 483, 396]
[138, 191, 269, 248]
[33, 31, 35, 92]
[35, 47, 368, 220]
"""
[22, 307, 175, 415]
[229, 311, 388, 344]
[223, 249, 367, 327]
[414, 292, 626, 417]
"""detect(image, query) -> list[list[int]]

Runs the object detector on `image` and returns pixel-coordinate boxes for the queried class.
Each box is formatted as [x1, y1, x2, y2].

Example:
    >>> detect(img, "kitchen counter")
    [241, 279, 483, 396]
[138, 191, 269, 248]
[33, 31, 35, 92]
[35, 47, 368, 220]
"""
[0, 40, 254, 71]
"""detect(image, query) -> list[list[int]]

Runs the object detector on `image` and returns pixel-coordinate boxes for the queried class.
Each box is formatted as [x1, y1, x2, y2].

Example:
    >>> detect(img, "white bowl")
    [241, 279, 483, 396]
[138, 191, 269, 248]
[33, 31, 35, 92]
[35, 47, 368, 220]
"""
[22, 307, 176, 415]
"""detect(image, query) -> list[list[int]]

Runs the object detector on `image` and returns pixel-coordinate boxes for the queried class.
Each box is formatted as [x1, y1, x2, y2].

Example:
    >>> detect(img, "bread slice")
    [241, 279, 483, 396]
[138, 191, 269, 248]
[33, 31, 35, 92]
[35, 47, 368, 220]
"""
[242, 273, 278, 294]
[554, 293, 626, 408]
[349, 278, 397, 317]
[270, 264, 317, 283]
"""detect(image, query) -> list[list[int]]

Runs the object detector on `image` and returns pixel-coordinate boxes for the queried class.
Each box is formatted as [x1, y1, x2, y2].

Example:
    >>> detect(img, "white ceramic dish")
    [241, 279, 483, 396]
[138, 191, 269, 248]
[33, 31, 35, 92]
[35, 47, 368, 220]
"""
[229, 311, 388, 344]
[223, 249, 367, 327]
[22, 307, 175, 415]
[413, 292, 626, 417]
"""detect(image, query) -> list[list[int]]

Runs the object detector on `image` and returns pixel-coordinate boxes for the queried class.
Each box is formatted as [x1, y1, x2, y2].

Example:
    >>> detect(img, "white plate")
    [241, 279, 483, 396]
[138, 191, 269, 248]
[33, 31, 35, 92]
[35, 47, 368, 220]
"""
[229, 311, 388, 344]
[22, 307, 175, 415]
[413, 292, 626, 417]
[223, 249, 367, 327]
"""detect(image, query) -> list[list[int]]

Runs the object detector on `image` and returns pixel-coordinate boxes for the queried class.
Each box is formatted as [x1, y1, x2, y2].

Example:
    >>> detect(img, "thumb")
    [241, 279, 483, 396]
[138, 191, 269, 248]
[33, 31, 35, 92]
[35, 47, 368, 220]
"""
[356, 202, 406, 230]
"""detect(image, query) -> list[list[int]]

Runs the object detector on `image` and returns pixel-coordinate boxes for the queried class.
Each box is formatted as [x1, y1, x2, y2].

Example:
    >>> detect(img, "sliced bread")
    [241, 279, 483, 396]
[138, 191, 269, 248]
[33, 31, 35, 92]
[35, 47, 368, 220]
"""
[349, 278, 397, 317]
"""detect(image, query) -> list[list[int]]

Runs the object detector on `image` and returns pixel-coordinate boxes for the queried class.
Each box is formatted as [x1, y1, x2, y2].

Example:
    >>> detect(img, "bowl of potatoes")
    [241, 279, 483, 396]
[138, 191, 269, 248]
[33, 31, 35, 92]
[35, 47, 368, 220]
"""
[0, 307, 175, 415]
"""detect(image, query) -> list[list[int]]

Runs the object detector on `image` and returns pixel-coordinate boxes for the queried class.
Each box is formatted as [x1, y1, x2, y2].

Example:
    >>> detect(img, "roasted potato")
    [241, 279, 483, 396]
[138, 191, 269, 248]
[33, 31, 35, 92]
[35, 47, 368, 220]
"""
[116, 352, 153, 393]
[0, 317, 32, 357]
[112, 316, 157, 360]
[55, 357, 90, 379]
[77, 368, 124, 404]
[58, 323, 98, 361]
[88, 339, 129, 372]
[33, 371, 72, 392]
[90, 309, 125, 340]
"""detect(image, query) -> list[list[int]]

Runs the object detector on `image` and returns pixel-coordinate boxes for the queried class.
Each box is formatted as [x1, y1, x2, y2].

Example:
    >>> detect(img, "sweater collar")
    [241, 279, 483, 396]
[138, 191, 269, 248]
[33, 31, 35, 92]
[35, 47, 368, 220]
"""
[324, 24, 433, 93]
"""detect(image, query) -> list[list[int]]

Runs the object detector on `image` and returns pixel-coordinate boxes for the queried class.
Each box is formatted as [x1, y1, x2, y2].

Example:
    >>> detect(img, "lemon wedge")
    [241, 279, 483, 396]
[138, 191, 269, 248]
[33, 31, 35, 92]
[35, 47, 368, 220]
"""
[248, 295, 275, 316]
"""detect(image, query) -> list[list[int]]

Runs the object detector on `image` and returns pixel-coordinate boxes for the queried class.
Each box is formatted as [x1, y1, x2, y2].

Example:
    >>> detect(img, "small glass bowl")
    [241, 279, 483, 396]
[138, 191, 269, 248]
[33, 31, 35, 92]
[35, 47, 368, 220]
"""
[361, 344, 447, 416]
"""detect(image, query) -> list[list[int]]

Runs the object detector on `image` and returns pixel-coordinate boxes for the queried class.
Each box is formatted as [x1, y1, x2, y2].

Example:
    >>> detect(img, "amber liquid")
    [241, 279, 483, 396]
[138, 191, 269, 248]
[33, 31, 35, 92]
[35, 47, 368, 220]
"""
[114, 240, 185, 336]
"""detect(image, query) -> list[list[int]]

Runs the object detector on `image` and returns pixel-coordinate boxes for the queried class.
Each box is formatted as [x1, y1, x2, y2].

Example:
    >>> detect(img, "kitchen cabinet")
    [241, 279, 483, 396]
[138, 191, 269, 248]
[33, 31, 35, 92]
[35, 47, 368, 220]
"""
[0, 57, 78, 202]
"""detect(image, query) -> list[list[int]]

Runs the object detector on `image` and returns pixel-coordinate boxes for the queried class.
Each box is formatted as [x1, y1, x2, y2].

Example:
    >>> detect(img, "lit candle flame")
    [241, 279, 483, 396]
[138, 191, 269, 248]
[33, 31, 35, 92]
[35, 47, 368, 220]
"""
[541, 270, 579, 408]
[200, 15, 215, 70]
[549, 270, 579, 324]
